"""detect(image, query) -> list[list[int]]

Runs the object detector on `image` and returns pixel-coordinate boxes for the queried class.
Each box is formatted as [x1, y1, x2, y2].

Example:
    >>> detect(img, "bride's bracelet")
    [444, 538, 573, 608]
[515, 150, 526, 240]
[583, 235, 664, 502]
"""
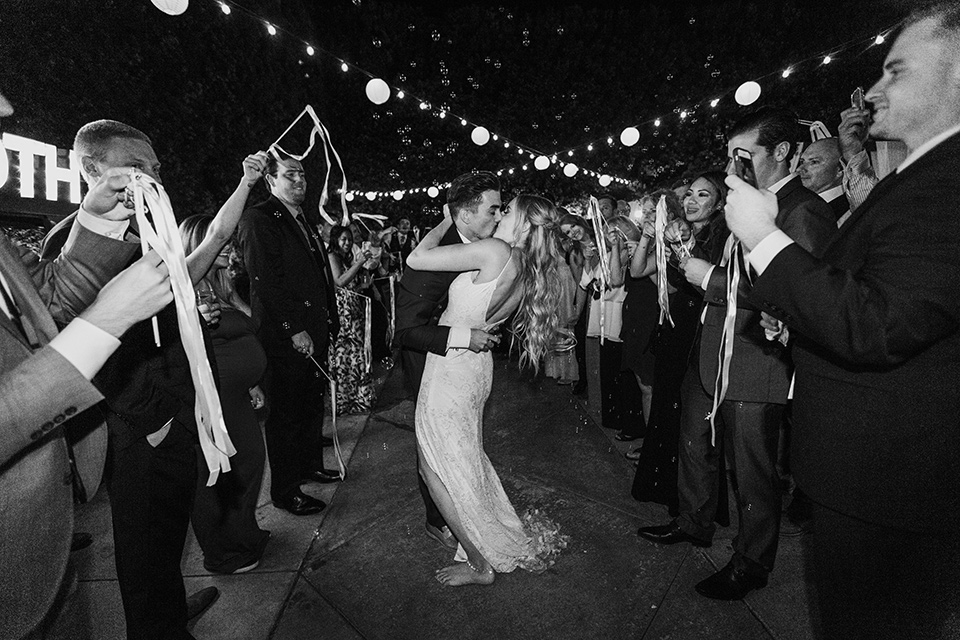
[466, 559, 492, 574]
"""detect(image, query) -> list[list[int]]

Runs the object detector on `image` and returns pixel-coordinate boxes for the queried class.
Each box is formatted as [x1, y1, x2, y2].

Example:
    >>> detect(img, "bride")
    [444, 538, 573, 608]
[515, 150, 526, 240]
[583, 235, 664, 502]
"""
[407, 194, 570, 587]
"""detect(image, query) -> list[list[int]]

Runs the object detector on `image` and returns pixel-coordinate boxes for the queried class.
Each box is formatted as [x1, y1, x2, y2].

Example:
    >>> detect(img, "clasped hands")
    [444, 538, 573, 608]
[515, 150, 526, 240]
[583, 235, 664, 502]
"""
[469, 327, 500, 353]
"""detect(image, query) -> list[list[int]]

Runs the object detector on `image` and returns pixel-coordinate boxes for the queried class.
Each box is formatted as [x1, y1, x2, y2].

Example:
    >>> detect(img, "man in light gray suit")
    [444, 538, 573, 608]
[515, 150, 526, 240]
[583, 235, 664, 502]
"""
[0, 92, 174, 639]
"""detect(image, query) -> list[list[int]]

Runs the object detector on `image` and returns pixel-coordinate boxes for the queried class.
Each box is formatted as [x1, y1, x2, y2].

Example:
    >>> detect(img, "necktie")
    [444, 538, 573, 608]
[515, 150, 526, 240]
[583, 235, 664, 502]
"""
[295, 211, 322, 255]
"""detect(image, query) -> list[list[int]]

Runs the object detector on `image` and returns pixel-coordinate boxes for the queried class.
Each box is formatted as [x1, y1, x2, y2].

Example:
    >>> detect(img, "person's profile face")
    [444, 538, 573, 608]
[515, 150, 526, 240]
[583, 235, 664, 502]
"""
[270, 159, 306, 205]
[866, 18, 957, 149]
[460, 189, 502, 240]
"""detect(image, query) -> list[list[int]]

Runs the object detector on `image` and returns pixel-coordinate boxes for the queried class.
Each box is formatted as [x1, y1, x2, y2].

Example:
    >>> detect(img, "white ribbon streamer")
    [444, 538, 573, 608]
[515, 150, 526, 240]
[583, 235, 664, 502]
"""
[130, 172, 235, 485]
[653, 196, 674, 328]
[706, 236, 742, 447]
[585, 197, 610, 344]
[271, 105, 350, 227]
[308, 355, 346, 479]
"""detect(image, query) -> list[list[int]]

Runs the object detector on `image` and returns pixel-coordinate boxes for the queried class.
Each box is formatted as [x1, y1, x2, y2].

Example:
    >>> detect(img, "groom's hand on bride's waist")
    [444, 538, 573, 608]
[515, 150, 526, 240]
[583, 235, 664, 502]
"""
[468, 328, 500, 353]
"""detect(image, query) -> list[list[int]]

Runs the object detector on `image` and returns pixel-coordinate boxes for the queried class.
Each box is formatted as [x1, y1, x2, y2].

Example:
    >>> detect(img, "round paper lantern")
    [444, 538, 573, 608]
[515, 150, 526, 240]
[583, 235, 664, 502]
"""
[620, 127, 640, 147]
[345, 192, 355, 202]
[598, 174, 612, 187]
[365, 191, 376, 201]
[427, 186, 440, 198]
[735, 81, 762, 106]
[392, 190, 403, 200]
[470, 126, 490, 146]
[563, 163, 579, 177]
[151, 0, 189, 15]
[534, 155, 550, 171]
[365, 78, 390, 105]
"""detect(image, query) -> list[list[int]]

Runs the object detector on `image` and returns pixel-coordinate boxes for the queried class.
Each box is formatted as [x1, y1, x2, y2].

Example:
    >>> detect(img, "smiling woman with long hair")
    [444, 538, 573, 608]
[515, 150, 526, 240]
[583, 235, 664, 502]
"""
[406, 193, 569, 587]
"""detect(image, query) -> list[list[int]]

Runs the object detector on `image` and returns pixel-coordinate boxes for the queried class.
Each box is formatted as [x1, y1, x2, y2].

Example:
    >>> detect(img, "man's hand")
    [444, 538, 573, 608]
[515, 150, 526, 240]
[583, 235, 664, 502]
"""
[468, 328, 500, 353]
[680, 256, 712, 288]
[80, 250, 173, 338]
[242, 151, 269, 186]
[82, 167, 138, 219]
[291, 330, 314, 357]
[723, 175, 780, 250]
[838, 106, 871, 161]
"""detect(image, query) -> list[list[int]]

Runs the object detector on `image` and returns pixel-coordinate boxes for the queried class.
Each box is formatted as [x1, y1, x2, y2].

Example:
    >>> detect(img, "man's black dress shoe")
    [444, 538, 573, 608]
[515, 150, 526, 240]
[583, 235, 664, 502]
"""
[303, 467, 342, 484]
[273, 491, 326, 515]
[694, 562, 768, 600]
[637, 521, 711, 547]
[186, 586, 220, 621]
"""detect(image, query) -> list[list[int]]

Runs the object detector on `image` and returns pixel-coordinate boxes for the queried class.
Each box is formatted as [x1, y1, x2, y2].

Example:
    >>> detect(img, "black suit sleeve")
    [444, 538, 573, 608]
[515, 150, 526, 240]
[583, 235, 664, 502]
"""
[776, 197, 836, 258]
[393, 312, 451, 356]
[751, 185, 960, 366]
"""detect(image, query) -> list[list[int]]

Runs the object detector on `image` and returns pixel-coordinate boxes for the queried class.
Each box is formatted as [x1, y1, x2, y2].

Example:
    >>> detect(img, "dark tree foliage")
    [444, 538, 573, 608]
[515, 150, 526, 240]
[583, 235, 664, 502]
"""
[0, 0, 902, 228]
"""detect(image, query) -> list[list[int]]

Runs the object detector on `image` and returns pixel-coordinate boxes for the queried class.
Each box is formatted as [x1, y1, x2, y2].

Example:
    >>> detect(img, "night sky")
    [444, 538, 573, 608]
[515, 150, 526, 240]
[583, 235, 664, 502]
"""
[0, 0, 905, 223]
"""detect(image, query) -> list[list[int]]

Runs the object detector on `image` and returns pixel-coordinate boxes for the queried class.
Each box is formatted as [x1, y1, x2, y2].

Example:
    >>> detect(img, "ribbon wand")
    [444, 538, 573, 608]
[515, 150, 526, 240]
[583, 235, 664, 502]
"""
[308, 354, 347, 480]
[128, 169, 161, 348]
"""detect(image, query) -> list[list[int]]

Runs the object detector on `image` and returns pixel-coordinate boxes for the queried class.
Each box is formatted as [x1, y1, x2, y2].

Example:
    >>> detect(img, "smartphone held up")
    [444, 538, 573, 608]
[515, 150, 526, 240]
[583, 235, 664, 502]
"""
[732, 147, 757, 188]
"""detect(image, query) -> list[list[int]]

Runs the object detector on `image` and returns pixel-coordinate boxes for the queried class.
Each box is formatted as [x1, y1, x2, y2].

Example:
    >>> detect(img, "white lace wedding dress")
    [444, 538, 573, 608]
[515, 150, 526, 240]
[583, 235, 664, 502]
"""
[416, 267, 567, 573]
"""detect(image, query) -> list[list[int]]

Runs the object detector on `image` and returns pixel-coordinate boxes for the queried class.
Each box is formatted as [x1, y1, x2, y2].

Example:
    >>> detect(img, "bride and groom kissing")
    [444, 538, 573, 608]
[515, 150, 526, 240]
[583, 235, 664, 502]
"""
[393, 170, 569, 586]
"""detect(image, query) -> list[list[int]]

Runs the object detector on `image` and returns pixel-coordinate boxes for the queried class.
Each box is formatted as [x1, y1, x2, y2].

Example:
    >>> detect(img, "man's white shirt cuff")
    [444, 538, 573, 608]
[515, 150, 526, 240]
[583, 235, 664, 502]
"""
[699, 265, 715, 290]
[48, 317, 122, 380]
[748, 231, 794, 276]
[446, 326, 471, 351]
[78, 206, 130, 239]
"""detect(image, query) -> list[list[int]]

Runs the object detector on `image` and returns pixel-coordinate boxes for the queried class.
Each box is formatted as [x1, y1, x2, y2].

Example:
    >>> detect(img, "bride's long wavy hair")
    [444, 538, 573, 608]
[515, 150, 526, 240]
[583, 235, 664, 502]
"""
[507, 194, 566, 372]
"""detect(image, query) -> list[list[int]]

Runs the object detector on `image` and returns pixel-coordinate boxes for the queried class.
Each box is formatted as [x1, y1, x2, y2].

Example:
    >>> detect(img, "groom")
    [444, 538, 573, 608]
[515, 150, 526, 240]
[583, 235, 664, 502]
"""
[393, 170, 503, 549]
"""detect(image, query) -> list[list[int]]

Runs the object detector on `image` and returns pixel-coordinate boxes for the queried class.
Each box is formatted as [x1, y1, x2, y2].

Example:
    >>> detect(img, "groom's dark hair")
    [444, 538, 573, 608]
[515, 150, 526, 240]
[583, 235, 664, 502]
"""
[447, 171, 501, 217]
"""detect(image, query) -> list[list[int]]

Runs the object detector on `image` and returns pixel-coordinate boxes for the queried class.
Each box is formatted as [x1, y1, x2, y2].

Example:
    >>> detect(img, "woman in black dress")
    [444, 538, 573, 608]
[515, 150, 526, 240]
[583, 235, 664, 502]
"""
[630, 174, 730, 518]
[181, 215, 271, 574]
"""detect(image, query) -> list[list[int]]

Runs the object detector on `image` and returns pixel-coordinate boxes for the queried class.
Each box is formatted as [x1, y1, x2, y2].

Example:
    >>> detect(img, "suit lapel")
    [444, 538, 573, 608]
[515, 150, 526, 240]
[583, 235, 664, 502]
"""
[0, 242, 58, 347]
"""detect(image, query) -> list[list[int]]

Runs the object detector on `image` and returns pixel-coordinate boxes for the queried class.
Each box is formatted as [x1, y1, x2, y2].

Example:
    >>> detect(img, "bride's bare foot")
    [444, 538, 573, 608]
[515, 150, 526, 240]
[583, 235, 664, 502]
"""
[435, 561, 495, 587]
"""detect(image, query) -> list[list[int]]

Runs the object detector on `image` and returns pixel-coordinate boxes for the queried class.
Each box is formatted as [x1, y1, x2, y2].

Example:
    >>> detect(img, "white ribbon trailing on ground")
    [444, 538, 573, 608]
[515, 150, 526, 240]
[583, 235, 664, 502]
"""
[308, 354, 346, 480]
[271, 105, 350, 227]
[130, 172, 235, 485]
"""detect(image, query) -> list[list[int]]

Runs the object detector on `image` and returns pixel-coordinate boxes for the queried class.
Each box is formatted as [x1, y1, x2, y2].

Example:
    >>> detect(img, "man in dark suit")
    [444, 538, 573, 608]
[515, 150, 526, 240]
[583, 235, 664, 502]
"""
[387, 217, 416, 269]
[238, 150, 341, 517]
[725, 5, 960, 637]
[0, 105, 175, 639]
[639, 108, 836, 600]
[393, 171, 502, 549]
[42, 120, 219, 640]
[798, 138, 849, 221]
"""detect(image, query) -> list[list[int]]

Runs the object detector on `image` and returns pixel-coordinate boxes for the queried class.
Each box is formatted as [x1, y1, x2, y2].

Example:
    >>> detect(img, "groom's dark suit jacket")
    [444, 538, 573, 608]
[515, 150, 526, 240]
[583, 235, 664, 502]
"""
[751, 132, 960, 533]
[394, 223, 462, 395]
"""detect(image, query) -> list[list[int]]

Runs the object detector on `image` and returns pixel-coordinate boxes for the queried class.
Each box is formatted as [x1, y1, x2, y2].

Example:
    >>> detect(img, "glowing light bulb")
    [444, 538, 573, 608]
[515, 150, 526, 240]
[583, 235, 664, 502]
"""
[782, 68, 792, 78]
[341, 62, 349, 72]
[710, 98, 719, 107]
[823, 55, 832, 64]
[875, 34, 885, 45]
[654, 118, 661, 127]
[460, 118, 467, 126]
[267, 23, 277, 36]
[306, 45, 315, 56]
[587, 144, 594, 151]
[220, 2, 231, 14]
[397, 90, 405, 99]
